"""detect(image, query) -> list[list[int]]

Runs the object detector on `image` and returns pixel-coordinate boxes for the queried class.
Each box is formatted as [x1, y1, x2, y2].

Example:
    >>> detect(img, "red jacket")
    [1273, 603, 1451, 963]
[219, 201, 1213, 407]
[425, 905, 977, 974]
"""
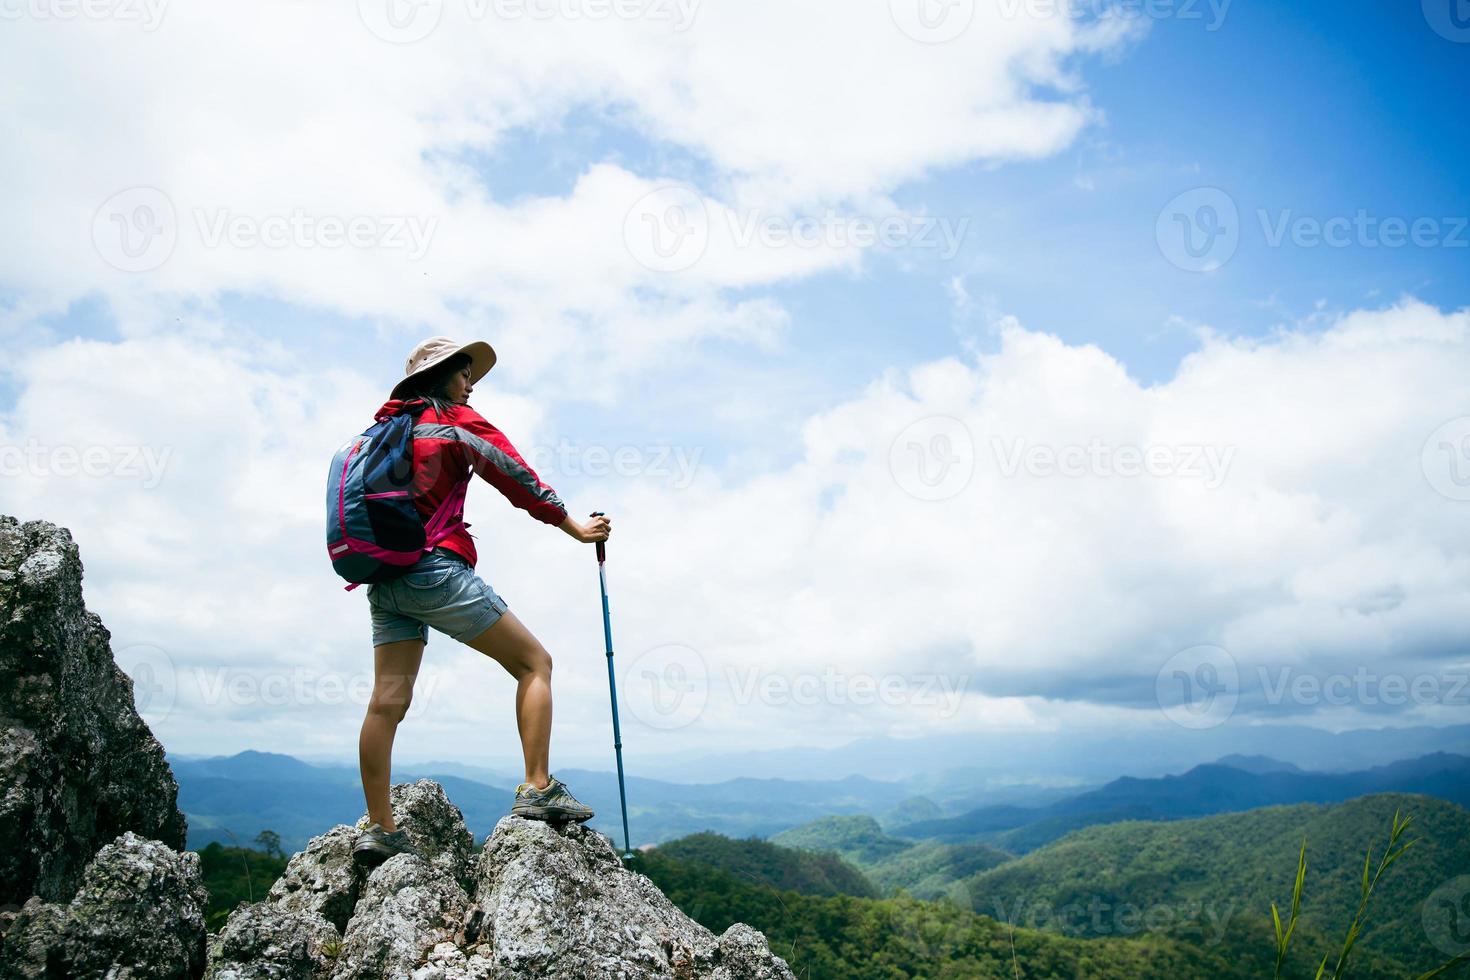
[375, 398, 569, 568]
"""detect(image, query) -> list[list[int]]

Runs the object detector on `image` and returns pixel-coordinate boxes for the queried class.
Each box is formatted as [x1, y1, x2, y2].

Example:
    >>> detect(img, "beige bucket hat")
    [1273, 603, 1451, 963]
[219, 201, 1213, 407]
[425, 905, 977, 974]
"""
[391, 336, 497, 400]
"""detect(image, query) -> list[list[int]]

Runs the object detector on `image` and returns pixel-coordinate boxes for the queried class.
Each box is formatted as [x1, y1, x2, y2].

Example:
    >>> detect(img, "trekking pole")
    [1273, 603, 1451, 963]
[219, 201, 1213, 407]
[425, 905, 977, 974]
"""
[590, 511, 635, 860]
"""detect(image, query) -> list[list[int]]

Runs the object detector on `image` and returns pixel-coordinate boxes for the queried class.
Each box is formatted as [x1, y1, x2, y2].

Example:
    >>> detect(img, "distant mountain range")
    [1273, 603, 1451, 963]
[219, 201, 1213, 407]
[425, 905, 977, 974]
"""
[619, 722, 1470, 790]
[170, 744, 1470, 861]
[890, 751, 1470, 853]
[169, 749, 918, 852]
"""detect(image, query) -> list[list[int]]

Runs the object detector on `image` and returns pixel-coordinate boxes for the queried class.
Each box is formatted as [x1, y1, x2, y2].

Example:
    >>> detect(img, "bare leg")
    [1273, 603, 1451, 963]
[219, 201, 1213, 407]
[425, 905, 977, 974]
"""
[463, 609, 552, 791]
[359, 638, 425, 831]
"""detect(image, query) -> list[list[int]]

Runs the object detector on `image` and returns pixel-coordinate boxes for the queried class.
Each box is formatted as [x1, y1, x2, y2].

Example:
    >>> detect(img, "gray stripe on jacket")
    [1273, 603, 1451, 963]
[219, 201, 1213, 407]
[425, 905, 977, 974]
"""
[413, 423, 566, 513]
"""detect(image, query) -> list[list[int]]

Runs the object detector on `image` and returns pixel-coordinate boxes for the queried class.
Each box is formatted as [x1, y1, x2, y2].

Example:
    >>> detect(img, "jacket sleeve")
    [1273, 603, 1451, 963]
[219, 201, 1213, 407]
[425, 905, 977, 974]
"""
[449, 407, 569, 527]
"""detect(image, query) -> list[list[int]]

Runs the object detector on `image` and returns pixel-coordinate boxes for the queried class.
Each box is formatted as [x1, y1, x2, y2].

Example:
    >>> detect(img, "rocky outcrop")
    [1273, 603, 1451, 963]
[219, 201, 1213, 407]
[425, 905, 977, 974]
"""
[2, 831, 209, 979]
[1, 515, 796, 979]
[0, 516, 188, 907]
[209, 779, 797, 979]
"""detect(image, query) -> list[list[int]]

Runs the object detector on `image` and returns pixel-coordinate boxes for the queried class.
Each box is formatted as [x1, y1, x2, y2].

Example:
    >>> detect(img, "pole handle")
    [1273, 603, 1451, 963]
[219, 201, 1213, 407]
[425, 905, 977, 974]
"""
[590, 511, 606, 562]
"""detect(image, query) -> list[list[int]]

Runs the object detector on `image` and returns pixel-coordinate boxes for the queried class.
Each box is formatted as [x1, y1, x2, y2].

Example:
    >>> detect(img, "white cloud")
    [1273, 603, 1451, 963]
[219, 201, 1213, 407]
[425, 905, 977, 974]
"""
[0, 0, 1123, 393]
[3, 299, 1465, 764]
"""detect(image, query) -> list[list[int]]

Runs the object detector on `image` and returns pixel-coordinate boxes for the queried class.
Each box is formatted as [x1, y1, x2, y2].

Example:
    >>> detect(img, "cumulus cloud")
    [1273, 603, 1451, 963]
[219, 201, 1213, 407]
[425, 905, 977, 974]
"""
[0, 0, 1125, 396]
[2, 299, 1464, 764]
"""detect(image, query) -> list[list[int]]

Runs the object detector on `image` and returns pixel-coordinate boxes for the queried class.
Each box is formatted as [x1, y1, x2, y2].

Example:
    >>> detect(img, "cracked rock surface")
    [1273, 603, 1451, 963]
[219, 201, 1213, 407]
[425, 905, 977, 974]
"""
[0, 516, 188, 908]
[211, 780, 796, 979]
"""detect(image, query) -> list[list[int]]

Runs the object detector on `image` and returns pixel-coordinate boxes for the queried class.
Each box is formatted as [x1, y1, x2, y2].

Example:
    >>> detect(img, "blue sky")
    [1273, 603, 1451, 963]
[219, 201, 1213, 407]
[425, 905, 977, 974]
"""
[22, 0, 1468, 446]
[1, 0, 1466, 768]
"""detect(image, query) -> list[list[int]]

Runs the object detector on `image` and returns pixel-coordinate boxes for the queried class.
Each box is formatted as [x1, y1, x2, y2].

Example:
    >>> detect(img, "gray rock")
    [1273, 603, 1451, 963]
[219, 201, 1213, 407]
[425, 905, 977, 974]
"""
[211, 796, 797, 979]
[0, 517, 187, 906]
[1, 831, 208, 980]
[334, 856, 470, 980]
[0, 896, 70, 979]
[266, 825, 361, 934]
[368, 779, 477, 893]
[463, 816, 796, 979]
[204, 901, 340, 980]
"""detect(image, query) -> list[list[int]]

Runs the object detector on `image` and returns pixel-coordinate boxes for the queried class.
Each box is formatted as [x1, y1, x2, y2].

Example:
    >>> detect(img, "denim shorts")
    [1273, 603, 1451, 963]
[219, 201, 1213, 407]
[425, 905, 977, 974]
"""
[366, 548, 509, 647]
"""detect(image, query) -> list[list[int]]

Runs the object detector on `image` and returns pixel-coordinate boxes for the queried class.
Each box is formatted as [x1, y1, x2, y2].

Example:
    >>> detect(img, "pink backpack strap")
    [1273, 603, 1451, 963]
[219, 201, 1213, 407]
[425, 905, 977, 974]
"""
[423, 479, 469, 550]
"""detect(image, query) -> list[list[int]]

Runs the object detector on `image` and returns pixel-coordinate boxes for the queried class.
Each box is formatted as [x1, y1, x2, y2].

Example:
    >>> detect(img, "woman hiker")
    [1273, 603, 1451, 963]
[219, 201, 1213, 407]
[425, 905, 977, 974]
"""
[352, 336, 612, 867]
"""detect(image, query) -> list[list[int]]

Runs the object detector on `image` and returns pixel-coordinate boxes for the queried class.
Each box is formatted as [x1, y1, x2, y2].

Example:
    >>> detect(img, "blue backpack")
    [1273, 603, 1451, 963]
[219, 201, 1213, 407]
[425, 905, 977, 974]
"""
[325, 400, 466, 590]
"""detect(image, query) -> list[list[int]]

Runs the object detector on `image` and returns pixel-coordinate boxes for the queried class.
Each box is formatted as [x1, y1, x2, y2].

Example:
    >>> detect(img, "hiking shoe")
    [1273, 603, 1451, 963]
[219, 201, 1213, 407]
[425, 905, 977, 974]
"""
[511, 774, 595, 823]
[352, 822, 420, 867]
